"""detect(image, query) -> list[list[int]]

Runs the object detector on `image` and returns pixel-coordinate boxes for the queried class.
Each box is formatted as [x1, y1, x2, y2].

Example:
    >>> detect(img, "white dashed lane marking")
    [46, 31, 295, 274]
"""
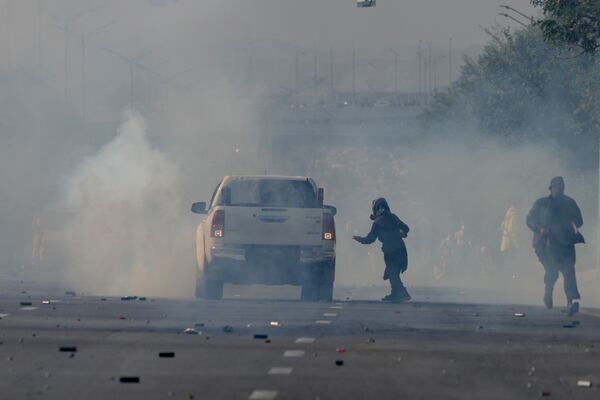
[0, 313, 9, 318]
[19, 306, 38, 311]
[315, 320, 331, 325]
[323, 313, 337, 317]
[329, 306, 343, 309]
[249, 390, 278, 400]
[268, 367, 293, 375]
[295, 337, 315, 344]
[283, 350, 305, 357]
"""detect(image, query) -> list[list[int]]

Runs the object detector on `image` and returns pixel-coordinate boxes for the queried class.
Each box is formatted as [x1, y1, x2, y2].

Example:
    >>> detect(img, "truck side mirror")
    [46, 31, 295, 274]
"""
[191, 202, 207, 214]
[317, 188, 324, 207]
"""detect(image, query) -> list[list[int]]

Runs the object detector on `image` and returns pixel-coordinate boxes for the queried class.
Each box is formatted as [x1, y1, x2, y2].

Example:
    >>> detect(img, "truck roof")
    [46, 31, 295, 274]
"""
[226, 175, 312, 181]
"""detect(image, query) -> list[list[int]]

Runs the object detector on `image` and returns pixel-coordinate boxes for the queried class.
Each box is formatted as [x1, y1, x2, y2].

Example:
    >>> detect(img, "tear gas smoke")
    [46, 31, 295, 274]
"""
[64, 111, 194, 297]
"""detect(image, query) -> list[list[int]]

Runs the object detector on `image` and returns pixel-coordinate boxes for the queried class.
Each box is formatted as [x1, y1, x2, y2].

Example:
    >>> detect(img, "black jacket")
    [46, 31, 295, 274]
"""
[355, 211, 409, 254]
[526, 194, 583, 248]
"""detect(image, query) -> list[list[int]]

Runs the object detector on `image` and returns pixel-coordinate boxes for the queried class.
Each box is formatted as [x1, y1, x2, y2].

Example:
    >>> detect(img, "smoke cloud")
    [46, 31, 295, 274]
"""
[64, 111, 193, 296]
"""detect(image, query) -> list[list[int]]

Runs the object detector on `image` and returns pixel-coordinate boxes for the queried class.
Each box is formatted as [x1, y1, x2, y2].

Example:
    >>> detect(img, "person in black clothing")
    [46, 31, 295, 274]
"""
[526, 176, 584, 315]
[353, 198, 411, 302]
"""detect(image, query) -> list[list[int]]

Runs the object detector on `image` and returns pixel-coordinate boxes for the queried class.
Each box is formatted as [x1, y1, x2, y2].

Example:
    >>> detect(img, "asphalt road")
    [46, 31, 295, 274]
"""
[0, 278, 599, 400]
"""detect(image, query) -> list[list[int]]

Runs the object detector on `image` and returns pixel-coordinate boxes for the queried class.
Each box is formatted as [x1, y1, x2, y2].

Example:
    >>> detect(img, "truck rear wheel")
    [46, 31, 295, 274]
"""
[301, 260, 334, 302]
[195, 277, 224, 300]
[195, 262, 224, 300]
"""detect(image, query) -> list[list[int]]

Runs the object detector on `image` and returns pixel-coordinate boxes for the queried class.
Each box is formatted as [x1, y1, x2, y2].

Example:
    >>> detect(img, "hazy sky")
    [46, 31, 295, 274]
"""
[217, 0, 536, 50]
[5, 1, 536, 64]
[0, 1, 538, 112]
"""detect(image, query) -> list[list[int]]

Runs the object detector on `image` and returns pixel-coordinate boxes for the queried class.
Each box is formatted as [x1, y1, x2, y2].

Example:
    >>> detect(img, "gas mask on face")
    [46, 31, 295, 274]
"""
[371, 198, 390, 220]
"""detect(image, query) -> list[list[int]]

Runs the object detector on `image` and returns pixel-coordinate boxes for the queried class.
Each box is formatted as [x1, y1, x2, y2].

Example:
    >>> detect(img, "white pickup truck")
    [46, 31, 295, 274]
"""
[191, 175, 336, 301]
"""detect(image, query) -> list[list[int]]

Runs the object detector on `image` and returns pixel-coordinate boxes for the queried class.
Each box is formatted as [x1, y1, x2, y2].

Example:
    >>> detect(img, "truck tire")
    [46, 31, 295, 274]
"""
[300, 280, 318, 301]
[195, 277, 224, 300]
[301, 260, 334, 302]
[195, 262, 224, 300]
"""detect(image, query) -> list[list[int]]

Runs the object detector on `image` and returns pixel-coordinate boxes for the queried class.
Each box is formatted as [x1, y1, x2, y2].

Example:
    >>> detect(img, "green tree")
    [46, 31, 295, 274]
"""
[424, 26, 600, 169]
[532, 0, 600, 53]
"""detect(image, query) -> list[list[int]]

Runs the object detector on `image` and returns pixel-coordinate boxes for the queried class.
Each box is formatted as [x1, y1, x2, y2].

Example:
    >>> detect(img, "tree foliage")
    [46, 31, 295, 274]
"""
[531, 0, 600, 53]
[424, 26, 600, 169]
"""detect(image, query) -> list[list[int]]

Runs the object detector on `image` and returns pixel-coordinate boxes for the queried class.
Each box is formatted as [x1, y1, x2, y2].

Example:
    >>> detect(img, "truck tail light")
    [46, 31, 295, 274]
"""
[323, 212, 335, 240]
[211, 210, 225, 238]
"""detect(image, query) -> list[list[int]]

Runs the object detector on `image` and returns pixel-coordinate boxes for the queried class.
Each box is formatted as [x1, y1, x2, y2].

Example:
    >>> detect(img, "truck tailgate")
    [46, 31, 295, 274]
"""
[224, 207, 323, 246]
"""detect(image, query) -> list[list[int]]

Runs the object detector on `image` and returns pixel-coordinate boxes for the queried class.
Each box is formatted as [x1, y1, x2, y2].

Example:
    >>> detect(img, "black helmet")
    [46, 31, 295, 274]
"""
[371, 198, 390, 219]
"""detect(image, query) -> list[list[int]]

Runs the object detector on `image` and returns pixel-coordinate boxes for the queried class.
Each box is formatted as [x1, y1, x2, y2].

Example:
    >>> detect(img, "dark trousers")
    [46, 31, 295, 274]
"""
[536, 242, 580, 302]
[543, 263, 580, 302]
[383, 250, 409, 298]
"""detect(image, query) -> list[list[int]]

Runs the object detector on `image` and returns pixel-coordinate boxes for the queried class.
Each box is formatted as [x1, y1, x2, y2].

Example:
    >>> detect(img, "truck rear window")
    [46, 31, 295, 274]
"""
[218, 179, 317, 208]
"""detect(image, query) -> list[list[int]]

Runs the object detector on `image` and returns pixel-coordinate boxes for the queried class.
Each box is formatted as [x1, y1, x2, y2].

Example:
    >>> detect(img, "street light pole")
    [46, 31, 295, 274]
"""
[498, 13, 528, 28]
[500, 5, 533, 24]
[37, 0, 42, 69]
[417, 40, 423, 104]
[390, 48, 399, 102]
[79, 21, 114, 125]
[329, 47, 335, 106]
[448, 37, 452, 86]
[352, 47, 356, 106]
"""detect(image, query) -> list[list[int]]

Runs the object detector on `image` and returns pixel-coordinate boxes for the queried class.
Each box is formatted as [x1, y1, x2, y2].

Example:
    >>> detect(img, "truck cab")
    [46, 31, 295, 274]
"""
[191, 175, 336, 301]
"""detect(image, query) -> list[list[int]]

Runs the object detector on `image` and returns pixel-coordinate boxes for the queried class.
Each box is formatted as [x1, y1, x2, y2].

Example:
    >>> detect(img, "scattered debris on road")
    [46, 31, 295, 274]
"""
[367, 338, 376, 344]
[119, 376, 140, 383]
[159, 352, 175, 358]
[577, 380, 592, 387]
[254, 334, 268, 339]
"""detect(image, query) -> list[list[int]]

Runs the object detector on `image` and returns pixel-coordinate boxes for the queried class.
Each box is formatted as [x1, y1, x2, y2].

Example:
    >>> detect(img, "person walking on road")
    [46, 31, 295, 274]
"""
[353, 198, 411, 303]
[526, 176, 584, 316]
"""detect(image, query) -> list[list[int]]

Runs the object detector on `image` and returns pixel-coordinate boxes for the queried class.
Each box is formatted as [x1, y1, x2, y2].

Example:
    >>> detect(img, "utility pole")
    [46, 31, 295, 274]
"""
[427, 42, 432, 104]
[4, 0, 12, 71]
[352, 47, 356, 106]
[101, 46, 165, 111]
[79, 22, 114, 125]
[449, 37, 453, 85]
[64, 16, 70, 101]
[329, 47, 334, 106]
[247, 40, 254, 90]
[37, 0, 42, 69]
[313, 52, 318, 106]
[294, 51, 299, 105]
[390, 48, 399, 103]
[418, 40, 422, 104]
